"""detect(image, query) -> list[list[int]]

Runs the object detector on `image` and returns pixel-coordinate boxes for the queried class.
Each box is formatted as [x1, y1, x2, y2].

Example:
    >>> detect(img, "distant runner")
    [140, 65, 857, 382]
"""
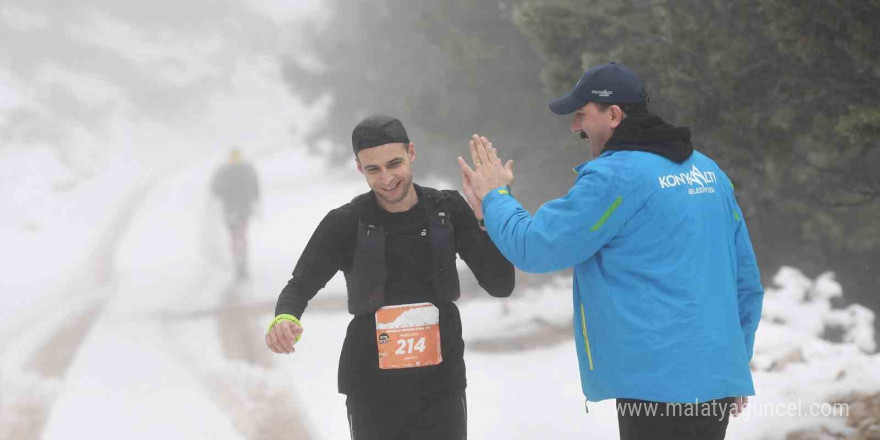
[211, 148, 260, 280]
[266, 115, 515, 439]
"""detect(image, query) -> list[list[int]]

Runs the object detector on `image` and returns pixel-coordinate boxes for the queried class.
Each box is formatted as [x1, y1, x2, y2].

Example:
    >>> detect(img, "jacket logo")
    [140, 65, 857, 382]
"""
[591, 89, 612, 97]
[658, 165, 717, 195]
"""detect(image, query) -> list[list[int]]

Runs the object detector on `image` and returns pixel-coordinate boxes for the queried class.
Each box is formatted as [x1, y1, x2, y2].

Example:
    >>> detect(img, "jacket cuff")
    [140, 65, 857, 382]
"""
[482, 185, 513, 205]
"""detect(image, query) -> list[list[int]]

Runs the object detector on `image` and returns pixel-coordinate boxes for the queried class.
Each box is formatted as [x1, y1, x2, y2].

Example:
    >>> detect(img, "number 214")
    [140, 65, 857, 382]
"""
[395, 337, 426, 355]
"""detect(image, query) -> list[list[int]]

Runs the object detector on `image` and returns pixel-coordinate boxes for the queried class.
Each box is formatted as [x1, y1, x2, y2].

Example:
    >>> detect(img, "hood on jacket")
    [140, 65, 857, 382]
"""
[603, 113, 693, 163]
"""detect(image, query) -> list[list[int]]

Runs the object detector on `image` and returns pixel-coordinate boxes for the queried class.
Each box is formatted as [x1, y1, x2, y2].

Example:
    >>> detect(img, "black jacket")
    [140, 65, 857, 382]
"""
[274, 184, 514, 396]
[211, 161, 260, 214]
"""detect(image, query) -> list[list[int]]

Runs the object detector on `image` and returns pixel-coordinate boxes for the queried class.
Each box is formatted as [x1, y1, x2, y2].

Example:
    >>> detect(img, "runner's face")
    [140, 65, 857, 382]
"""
[356, 142, 416, 207]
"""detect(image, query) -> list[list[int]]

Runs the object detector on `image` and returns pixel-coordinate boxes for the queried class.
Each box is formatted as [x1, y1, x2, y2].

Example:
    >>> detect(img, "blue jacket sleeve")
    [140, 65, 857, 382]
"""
[732, 197, 764, 361]
[481, 165, 642, 273]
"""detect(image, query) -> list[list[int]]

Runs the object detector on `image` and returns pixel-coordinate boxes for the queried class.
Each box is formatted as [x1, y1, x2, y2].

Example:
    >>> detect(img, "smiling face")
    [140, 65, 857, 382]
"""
[571, 102, 626, 158]
[356, 141, 418, 212]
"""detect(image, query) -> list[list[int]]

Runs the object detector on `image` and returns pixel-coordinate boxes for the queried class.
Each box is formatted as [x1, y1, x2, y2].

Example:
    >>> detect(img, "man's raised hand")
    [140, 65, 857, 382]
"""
[457, 134, 514, 201]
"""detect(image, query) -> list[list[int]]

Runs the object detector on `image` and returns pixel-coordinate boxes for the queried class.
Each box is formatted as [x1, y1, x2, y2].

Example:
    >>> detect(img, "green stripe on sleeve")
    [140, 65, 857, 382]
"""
[589, 195, 623, 232]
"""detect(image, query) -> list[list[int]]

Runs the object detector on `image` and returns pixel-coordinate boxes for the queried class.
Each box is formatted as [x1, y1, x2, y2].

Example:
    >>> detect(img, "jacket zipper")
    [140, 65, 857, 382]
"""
[580, 303, 594, 370]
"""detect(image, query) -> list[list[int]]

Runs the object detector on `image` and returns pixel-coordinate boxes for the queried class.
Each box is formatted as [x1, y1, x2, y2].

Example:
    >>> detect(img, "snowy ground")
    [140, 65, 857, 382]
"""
[2, 1, 878, 438]
[3, 138, 878, 439]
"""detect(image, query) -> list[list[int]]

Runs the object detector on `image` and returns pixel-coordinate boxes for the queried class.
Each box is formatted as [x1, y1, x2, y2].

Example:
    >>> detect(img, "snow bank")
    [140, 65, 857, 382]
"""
[458, 266, 879, 439]
[739, 267, 880, 437]
[757, 266, 876, 366]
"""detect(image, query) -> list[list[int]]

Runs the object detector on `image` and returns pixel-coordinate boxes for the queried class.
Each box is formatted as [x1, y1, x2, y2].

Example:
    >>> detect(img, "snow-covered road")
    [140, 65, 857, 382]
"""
[35, 157, 316, 439]
[0, 149, 344, 438]
[2, 147, 878, 440]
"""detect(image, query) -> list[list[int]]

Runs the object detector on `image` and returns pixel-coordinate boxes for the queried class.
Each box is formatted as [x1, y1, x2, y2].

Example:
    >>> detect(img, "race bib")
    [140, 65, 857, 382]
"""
[375, 303, 442, 369]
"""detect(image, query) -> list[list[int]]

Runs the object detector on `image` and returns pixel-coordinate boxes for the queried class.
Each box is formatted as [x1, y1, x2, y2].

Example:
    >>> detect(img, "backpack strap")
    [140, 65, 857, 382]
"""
[419, 186, 461, 301]
[345, 191, 387, 315]
[419, 186, 451, 227]
[350, 191, 380, 227]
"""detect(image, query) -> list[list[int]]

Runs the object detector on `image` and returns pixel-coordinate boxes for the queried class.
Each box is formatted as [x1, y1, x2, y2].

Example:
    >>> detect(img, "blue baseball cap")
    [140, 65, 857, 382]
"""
[548, 62, 645, 115]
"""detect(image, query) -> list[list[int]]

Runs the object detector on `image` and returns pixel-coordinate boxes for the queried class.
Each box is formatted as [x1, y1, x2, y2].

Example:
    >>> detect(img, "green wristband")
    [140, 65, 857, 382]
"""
[267, 314, 303, 341]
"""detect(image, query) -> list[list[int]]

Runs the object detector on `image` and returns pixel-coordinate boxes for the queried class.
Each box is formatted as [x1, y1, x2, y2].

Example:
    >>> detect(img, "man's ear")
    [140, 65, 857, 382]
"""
[355, 157, 364, 174]
[408, 141, 416, 163]
[610, 105, 626, 129]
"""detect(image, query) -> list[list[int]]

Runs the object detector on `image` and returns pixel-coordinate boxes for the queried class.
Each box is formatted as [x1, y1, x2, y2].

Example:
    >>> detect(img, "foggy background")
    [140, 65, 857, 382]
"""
[2, 0, 878, 438]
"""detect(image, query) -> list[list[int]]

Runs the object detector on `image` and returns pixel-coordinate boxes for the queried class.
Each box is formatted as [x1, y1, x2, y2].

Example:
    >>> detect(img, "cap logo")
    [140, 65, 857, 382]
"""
[591, 89, 613, 97]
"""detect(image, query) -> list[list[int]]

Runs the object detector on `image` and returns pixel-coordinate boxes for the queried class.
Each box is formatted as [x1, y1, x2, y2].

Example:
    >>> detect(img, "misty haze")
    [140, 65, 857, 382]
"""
[2, 0, 878, 439]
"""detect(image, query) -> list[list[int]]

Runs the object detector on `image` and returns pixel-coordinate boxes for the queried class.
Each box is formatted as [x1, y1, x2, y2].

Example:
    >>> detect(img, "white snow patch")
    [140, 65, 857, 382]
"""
[462, 276, 573, 341]
[65, 10, 224, 87]
[34, 62, 127, 108]
[0, 5, 50, 31]
[760, 266, 875, 354]
[377, 304, 439, 329]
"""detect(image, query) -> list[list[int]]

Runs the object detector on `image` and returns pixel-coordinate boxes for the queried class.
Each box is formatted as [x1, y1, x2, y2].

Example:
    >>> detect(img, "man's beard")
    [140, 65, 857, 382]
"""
[579, 130, 588, 139]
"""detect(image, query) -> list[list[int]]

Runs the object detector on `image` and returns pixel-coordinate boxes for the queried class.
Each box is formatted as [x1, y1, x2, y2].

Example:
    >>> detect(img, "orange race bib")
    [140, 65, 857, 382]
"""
[375, 303, 442, 370]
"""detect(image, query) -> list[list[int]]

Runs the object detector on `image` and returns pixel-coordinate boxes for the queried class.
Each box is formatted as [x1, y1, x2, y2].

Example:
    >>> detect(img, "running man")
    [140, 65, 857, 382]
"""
[266, 115, 514, 439]
[211, 148, 260, 280]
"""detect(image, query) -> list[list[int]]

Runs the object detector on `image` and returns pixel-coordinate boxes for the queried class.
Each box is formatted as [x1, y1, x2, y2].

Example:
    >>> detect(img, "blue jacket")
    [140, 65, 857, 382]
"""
[483, 149, 763, 403]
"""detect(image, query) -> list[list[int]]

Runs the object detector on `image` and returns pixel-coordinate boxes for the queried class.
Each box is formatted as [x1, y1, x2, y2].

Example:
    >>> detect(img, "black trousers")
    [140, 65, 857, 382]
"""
[346, 389, 467, 440]
[616, 397, 735, 440]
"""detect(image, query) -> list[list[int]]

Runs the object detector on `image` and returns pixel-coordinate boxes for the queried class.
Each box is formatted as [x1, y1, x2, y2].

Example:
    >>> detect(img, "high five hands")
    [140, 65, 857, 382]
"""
[457, 134, 514, 214]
